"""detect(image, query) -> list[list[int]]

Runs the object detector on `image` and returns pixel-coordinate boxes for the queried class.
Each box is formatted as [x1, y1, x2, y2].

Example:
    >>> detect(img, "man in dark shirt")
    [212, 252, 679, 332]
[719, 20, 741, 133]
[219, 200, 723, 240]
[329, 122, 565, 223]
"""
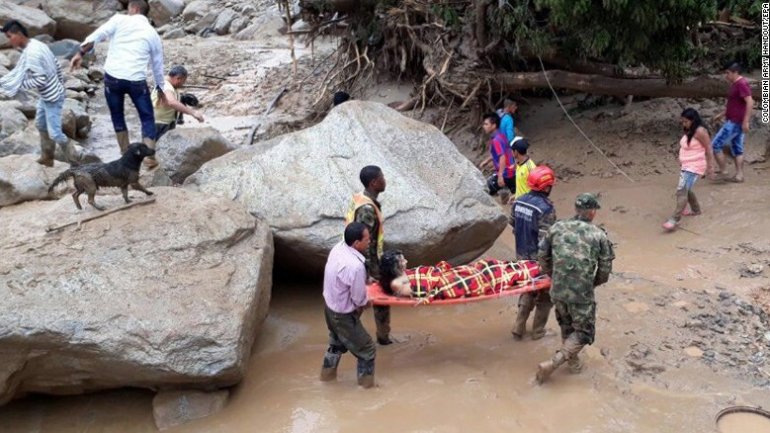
[344, 166, 393, 345]
[511, 166, 556, 340]
[712, 62, 754, 183]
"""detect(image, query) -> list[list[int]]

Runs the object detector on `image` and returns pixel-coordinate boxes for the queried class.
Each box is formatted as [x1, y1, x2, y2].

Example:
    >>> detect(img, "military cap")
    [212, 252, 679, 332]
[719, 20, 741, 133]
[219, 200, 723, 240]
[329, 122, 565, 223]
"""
[575, 193, 601, 209]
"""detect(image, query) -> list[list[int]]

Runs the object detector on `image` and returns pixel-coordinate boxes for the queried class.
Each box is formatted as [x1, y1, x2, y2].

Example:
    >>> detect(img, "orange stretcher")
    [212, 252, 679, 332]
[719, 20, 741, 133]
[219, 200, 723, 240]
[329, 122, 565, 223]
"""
[366, 276, 551, 307]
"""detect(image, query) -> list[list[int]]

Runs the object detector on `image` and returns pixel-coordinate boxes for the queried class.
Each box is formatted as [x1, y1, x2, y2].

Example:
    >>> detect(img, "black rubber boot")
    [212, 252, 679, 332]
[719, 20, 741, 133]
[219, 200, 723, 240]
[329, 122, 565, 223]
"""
[320, 350, 342, 382]
[357, 358, 375, 389]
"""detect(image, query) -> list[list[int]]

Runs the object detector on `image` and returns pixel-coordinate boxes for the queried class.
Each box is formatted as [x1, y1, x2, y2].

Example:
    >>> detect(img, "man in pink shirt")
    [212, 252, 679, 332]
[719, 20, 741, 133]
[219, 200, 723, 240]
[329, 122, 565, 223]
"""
[712, 62, 754, 183]
[320, 222, 377, 388]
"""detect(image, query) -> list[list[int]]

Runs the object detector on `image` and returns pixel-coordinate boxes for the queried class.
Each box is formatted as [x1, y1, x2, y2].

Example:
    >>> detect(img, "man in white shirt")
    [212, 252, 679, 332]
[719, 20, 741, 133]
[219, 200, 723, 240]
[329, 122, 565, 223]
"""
[70, 0, 166, 167]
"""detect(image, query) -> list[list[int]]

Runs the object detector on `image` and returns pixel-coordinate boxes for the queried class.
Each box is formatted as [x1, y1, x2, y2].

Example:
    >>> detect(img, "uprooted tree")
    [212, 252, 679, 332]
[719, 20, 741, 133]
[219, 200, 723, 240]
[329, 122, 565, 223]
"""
[294, 0, 761, 110]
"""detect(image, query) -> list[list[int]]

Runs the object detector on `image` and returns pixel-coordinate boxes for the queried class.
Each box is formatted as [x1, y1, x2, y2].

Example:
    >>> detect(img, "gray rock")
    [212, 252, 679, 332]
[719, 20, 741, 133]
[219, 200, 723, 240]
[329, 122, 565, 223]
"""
[2, 49, 19, 68]
[149, 0, 185, 26]
[0, 1, 57, 37]
[228, 17, 248, 35]
[185, 10, 217, 35]
[181, 0, 209, 21]
[163, 28, 186, 39]
[61, 98, 91, 139]
[47, 39, 81, 59]
[0, 187, 273, 403]
[0, 32, 8, 49]
[0, 154, 69, 207]
[0, 104, 28, 141]
[43, 0, 117, 40]
[0, 123, 38, 157]
[214, 8, 237, 35]
[157, 127, 237, 184]
[185, 101, 508, 273]
[153, 390, 229, 430]
[0, 51, 10, 68]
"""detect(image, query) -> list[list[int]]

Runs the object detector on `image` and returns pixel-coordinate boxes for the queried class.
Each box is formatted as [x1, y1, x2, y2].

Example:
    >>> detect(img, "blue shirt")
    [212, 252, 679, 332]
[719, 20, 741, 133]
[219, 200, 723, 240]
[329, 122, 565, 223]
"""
[500, 113, 515, 143]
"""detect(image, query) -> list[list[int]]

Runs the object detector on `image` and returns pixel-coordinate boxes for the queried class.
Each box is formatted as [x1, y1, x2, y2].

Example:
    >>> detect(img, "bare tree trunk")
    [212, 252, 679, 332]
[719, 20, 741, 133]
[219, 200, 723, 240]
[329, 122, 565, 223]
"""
[474, 0, 493, 48]
[492, 70, 761, 99]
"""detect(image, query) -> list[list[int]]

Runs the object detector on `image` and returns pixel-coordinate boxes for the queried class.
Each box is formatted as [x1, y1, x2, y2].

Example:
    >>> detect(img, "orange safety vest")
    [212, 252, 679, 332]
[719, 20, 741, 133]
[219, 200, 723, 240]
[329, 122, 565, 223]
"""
[344, 192, 384, 258]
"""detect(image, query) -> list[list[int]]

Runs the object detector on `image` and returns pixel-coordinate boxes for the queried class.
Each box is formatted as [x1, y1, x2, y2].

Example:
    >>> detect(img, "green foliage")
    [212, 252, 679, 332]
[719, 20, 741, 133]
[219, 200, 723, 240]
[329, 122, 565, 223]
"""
[488, 0, 551, 54]
[431, 3, 462, 30]
[531, 0, 718, 79]
[718, 0, 761, 21]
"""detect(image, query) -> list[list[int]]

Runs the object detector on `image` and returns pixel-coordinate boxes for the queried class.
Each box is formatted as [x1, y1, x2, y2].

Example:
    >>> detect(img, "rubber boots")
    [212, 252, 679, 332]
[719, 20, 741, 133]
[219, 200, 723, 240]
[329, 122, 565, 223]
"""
[531, 305, 551, 340]
[512, 294, 535, 340]
[536, 334, 585, 384]
[142, 137, 158, 169]
[320, 350, 342, 382]
[116, 131, 130, 154]
[36, 131, 56, 167]
[356, 358, 375, 389]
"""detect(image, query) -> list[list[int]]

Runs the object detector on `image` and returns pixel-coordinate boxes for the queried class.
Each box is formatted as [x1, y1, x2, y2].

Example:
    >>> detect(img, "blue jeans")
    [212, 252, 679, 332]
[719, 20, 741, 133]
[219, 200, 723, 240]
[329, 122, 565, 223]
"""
[35, 96, 67, 145]
[712, 120, 745, 156]
[104, 73, 156, 140]
[677, 170, 699, 191]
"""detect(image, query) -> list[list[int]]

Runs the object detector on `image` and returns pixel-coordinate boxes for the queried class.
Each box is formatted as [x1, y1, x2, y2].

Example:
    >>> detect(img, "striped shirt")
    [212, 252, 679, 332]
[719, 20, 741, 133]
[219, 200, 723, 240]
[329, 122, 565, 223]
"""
[83, 13, 164, 89]
[0, 39, 65, 102]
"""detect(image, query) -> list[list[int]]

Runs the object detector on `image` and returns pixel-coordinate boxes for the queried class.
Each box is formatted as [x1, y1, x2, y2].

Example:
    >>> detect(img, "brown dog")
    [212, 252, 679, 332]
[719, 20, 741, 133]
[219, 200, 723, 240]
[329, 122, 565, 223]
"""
[48, 143, 155, 210]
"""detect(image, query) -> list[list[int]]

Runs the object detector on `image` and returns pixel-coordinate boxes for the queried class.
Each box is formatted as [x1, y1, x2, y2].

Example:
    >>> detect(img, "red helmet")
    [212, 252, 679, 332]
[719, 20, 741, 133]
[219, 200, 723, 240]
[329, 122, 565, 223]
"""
[527, 165, 556, 192]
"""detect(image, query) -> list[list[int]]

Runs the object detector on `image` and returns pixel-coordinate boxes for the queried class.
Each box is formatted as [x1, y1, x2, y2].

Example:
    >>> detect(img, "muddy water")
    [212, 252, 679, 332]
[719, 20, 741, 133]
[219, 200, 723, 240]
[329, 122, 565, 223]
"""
[2, 173, 770, 432]
[718, 411, 770, 433]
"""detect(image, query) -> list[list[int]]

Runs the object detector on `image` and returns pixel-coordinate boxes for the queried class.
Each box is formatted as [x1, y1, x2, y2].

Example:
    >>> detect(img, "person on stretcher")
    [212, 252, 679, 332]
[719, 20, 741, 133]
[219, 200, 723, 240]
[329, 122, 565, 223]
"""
[379, 250, 541, 304]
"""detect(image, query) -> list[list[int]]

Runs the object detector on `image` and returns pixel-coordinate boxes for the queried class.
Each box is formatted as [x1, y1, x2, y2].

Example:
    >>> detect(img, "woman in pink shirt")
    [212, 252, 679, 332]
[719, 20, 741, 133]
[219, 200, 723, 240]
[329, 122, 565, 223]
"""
[663, 108, 716, 231]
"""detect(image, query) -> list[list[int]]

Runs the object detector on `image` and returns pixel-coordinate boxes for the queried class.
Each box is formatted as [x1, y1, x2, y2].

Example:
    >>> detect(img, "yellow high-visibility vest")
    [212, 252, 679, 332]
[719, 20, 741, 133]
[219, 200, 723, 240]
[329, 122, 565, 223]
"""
[344, 192, 384, 258]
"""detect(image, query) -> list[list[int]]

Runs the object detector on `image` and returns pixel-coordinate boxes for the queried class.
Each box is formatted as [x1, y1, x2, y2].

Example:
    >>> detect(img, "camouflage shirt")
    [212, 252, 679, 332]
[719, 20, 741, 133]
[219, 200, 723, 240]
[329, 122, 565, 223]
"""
[354, 193, 382, 280]
[538, 215, 615, 304]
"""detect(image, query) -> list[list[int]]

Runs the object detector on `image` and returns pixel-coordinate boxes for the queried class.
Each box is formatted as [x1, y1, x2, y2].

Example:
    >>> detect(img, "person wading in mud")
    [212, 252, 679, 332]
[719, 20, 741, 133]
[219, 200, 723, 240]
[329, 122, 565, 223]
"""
[344, 165, 393, 345]
[663, 108, 716, 232]
[536, 193, 615, 384]
[711, 62, 754, 183]
[511, 166, 557, 340]
[320, 222, 376, 388]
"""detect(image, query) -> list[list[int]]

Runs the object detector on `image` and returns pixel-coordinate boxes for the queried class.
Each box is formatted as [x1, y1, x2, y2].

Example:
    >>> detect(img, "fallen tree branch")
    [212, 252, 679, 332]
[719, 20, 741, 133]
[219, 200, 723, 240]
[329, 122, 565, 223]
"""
[492, 69, 761, 99]
[246, 86, 289, 145]
[46, 197, 156, 233]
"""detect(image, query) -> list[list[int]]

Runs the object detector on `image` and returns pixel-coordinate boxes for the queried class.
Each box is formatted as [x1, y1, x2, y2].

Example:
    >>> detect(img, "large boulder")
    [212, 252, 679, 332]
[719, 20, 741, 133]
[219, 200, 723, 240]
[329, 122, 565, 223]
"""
[185, 101, 508, 273]
[0, 187, 273, 404]
[156, 127, 237, 184]
[43, 0, 117, 41]
[0, 154, 68, 207]
[149, 0, 185, 26]
[0, 1, 56, 37]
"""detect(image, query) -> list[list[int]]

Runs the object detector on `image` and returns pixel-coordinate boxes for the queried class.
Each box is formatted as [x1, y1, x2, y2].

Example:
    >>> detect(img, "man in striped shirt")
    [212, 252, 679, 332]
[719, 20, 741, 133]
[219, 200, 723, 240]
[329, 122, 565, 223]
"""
[0, 21, 91, 166]
[70, 0, 166, 167]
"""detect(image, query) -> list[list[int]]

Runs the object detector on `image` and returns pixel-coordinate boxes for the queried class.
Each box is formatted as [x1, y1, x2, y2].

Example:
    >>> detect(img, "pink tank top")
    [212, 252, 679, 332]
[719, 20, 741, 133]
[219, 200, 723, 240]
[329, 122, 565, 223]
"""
[679, 134, 707, 175]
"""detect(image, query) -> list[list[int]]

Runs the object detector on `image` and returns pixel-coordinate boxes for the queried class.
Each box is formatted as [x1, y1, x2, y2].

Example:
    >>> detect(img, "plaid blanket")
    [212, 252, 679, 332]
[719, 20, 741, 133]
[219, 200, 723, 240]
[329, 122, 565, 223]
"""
[405, 259, 541, 303]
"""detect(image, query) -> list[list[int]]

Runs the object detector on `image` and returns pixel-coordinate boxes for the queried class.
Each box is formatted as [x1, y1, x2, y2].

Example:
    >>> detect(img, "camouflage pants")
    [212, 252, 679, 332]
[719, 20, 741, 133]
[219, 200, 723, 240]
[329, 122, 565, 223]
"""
[373, 305, 391, 341]
[325, 307, 376, 362]
[553, 300, 596, 345]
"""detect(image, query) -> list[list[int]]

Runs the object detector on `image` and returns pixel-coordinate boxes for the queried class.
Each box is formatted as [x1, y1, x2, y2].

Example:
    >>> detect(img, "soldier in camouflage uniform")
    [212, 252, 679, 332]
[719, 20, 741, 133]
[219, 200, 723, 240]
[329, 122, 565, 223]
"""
[535, 193, 615, 384]
[345, 166, 393, 345]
